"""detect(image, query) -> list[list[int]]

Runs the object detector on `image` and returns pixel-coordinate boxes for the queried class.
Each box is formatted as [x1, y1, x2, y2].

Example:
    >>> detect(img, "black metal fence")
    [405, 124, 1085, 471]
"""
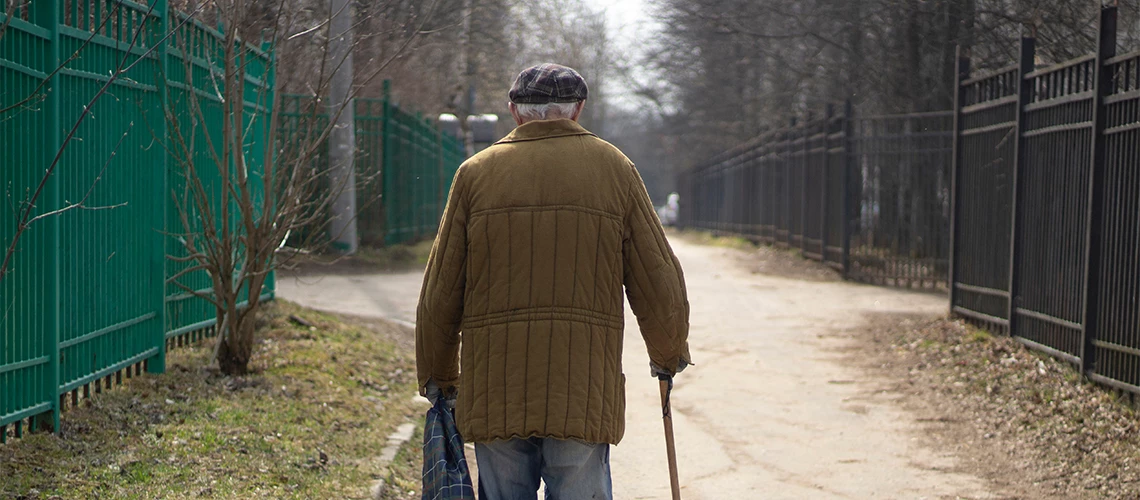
[851, 112, 954, 287]
[678, 108, 850, 267]
[680, 5, 1140, 395]
[677, 106, 953, 288]
[950, 7, 1140, 393]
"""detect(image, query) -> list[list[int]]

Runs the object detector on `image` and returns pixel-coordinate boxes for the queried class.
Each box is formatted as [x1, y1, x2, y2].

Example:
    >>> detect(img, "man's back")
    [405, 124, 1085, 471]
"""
[416, 64, 690, 499]
[416, 118, 689, 446]
[460, 119, 632, 332]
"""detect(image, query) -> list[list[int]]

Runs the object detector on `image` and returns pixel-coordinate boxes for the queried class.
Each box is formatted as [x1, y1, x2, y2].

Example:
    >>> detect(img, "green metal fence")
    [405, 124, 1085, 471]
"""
[280, 81, 467, 247]
[0, 0, 274, 438]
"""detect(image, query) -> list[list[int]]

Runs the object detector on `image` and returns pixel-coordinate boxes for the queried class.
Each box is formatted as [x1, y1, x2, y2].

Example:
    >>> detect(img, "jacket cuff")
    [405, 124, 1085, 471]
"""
[651, 352, 693, 377]
[419, 375, 460, 397]
[679, 343, 693, 366]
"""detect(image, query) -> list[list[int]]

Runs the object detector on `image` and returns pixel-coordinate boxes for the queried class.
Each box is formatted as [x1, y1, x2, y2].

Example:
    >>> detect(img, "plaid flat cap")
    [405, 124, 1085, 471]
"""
[508, 64, 589, 104]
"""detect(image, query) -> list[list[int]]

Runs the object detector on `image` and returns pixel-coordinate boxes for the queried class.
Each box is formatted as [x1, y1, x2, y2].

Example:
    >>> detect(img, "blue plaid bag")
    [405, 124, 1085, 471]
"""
[421, 398, 475, 500]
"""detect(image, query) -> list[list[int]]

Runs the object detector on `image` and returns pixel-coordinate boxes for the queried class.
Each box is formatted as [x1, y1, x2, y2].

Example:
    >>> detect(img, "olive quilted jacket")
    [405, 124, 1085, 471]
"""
[415, 119, 691, 445]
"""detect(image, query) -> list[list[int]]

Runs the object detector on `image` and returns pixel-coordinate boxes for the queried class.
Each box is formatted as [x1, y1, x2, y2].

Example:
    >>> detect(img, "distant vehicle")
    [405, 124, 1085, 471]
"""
[657, 192, 680, 226]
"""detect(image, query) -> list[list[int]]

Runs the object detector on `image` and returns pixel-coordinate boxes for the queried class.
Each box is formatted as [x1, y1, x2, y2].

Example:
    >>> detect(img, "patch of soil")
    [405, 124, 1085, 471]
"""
[731, 244, 842, 282]
[842, 313, 1140, 499]
[670, 229, 841, 282]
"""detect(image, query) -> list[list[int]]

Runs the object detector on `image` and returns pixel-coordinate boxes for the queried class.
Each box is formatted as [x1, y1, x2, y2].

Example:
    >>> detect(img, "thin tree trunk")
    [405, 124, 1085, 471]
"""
[216, 314, 255, 375]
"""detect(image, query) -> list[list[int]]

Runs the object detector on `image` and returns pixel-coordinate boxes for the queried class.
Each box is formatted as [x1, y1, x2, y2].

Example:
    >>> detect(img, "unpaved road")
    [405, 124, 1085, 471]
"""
[279, 237, 998, 499]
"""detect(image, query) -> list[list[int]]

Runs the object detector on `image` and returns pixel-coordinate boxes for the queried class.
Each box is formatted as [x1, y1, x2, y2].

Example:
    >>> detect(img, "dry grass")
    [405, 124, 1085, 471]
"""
[282, 240, 435, 277]
[848, 314, 1140, 499]
[671, 228, 841, 282]
[0, 301, 428, 499]
[668, 228, 755, 250]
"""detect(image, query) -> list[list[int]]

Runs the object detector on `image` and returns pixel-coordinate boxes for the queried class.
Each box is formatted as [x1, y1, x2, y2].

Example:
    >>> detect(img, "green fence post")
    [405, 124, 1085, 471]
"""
[150, 0, 170, 375]
[411, 111, 420, 240]
[31, 0, 63, 433]
[263, 39, 277, 298]
[437, 123, 445, 226]
[421, 117, 428, 236]
[412, 112, 419, 239]
[415, 114, 422, 239]
[420, 116, 427, 237]
[426, 116, 437, 233]
[381, 80, 394, 245]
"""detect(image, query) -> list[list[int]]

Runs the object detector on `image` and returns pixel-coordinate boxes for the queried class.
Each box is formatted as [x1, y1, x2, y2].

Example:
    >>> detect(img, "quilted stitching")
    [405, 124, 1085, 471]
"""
[416, 119, 690, 445]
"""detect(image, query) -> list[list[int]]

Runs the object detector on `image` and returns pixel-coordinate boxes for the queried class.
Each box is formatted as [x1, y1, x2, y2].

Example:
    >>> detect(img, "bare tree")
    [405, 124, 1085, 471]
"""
[645, 0, 1140, 168]
[164, 0, 445, 374]
[507, 0, 611, 131]
[0, 0, 19, 44]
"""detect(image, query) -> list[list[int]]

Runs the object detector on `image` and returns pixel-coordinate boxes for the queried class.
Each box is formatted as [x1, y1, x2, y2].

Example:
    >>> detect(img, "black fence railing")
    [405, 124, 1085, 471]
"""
[949, 62, 1019, 330]
[680, 5, 1140, 395]
[851, 112, 954, 288]
[950, 7, 1140, 393]
[677, 105, 953, 289]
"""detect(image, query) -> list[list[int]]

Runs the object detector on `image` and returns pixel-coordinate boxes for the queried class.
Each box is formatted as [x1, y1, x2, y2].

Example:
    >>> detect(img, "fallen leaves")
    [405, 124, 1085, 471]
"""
[851, 313, 1140, 498]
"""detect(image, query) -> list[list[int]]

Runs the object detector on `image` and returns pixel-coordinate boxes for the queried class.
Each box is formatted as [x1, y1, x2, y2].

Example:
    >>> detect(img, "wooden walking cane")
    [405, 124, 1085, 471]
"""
[659, 374, 682, 500]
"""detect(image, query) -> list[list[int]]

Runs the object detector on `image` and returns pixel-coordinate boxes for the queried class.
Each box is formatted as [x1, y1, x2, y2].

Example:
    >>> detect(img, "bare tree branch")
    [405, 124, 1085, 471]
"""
[0, 2, 162, 282]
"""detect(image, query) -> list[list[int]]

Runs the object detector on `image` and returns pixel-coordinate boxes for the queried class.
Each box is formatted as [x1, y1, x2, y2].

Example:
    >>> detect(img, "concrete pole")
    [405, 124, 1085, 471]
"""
[458, 0, 476, 156]
[328, 0, 358, 253]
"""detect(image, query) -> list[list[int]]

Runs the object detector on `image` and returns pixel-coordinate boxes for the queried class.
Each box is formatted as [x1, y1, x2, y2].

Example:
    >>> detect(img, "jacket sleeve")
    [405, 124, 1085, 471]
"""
[622, 165, 692, 375]
[416, 166, 469, 394]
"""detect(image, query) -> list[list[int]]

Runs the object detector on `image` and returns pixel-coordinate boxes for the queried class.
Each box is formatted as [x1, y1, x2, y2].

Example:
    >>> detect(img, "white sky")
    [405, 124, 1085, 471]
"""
[582, 0, 660, 51]
[580, 0, 663, 111]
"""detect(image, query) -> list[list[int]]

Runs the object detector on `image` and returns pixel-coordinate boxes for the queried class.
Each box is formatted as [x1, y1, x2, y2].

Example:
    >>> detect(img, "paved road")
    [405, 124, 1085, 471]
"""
[276, 270, 422, 328]
[278, 237, 995, 499]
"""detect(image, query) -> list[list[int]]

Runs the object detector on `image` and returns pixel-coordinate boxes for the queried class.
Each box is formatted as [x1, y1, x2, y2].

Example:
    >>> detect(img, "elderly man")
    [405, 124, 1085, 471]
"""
[417, 63, 691, 499]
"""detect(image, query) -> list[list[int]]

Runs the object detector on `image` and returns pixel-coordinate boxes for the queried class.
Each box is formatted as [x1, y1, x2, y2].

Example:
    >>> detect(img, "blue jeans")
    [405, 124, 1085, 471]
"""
[474, 437, 612, 500]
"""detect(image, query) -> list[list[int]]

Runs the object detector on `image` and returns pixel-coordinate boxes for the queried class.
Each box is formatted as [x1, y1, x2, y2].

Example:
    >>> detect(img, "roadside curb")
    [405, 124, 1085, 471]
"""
[370, 394, 430, 499]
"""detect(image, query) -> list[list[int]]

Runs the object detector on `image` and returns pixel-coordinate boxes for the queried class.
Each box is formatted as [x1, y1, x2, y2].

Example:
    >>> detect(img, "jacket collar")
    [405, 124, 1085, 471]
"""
[495, 119, 596, 144]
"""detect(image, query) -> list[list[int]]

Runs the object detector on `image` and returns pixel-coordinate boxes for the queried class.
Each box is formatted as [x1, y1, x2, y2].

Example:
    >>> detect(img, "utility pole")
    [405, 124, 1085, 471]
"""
[328, 0, 358, 253]
[456, 0, 476, 156]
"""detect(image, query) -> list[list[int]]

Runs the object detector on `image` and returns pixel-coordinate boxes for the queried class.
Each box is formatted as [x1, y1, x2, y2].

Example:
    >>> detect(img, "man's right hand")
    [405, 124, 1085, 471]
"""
[649, 358, 690, 378]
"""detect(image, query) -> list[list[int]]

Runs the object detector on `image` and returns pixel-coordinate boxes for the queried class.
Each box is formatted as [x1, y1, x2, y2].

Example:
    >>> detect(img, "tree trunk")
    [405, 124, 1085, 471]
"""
[213, 258, 270, 375]
[906, 1, 923, 112]
[216, 315, 255, 375]
[842, 0, 866, 105]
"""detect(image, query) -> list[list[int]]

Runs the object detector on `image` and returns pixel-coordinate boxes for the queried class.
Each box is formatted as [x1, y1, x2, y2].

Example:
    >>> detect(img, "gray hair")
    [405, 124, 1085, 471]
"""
[513, 101, 581, 121]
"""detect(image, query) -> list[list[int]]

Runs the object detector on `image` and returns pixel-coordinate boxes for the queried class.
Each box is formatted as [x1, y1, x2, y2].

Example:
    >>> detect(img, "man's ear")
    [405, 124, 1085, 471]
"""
[509, 102, 524, 126]
[571, 100, 586, 122]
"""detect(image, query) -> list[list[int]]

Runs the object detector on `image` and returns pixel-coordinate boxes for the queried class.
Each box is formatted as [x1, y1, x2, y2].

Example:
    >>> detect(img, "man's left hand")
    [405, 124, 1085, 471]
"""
[424, 379, 456, 409]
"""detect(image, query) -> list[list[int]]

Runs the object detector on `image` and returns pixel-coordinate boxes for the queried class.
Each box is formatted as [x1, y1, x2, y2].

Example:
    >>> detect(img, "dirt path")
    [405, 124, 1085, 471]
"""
[278, 237, 1000, 499]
